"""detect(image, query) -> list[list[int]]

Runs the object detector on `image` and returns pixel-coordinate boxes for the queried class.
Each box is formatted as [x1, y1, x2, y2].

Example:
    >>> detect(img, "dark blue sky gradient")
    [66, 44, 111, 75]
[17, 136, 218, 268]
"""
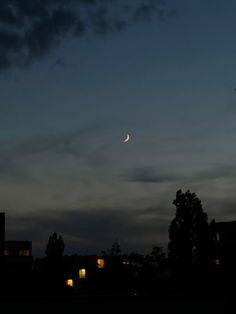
[1, 0, 236, 257]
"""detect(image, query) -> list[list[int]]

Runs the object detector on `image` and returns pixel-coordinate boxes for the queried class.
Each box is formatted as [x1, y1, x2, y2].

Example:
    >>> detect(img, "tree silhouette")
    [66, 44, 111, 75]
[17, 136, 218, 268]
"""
[45, 232, 64, 260]
[146, 246, 166, 274]
[109, 240, 122, 256]
[44, 232, 65, 293]
[168, 189, 214, 276]
[101, 240, 122, 257]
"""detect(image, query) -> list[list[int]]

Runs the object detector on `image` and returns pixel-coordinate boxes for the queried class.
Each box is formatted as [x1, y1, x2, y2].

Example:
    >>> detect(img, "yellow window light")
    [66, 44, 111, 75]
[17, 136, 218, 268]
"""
[66, 279, 74, 287]
[97, 258, 105, 268]
[79, 268, 86, 279]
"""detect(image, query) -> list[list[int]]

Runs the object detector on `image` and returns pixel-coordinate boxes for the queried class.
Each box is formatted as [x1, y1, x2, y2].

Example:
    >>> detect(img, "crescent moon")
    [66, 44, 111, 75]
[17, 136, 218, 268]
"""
[123, 133, 130, 143]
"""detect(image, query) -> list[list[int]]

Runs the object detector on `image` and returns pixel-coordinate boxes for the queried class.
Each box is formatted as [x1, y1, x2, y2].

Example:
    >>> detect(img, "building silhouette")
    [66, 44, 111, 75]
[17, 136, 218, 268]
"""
[0, 212, 33, 294]
[215, 220, 236, 274]
[0, 213, 5, 266]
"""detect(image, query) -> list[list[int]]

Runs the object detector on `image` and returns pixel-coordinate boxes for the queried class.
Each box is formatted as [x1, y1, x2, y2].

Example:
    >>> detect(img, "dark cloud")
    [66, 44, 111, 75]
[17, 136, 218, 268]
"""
[134, 2, 167, 21]
[126, 163, 236, 188]
[128, 166, 180, 183]
[0, 0, 172, 71]
[194, 164, 236, 181]
[6, 206, 170, 256]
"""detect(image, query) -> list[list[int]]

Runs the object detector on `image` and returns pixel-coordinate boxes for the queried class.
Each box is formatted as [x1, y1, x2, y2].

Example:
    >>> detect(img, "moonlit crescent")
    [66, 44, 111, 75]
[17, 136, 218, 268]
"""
[123, 133, 130, 143]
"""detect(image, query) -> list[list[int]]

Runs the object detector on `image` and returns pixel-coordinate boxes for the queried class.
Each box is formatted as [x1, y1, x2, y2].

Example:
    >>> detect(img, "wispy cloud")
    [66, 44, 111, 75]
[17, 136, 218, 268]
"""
[0, 124, 110, 179]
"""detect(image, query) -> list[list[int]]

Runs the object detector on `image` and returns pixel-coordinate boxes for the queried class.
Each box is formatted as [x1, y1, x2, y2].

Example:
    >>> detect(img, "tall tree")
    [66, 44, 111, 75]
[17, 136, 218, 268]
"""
[168, 189, 214, 276]
[45, 232, 64, 260]
[44, 232, 65, 293]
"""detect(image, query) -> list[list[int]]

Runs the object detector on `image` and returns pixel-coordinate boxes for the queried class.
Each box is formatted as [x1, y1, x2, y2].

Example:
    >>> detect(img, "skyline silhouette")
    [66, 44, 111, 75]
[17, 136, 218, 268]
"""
[0, 192, 235, 314]
[1, 189, 235, 260]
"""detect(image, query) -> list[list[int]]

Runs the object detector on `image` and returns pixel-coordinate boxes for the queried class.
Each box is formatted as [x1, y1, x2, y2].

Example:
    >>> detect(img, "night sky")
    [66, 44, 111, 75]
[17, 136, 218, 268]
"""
[1, 0, 236, 257]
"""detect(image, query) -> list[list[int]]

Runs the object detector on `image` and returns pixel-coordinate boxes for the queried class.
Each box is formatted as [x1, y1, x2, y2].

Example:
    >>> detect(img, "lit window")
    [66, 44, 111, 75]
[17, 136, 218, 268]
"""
[4, 249, 10, 256]
[97, 258, 105, 268]
[79, 268, 86, 279]
[66, 279, 74, 287]
[19, 250, 30, 256]
[215, 259, 220, 266]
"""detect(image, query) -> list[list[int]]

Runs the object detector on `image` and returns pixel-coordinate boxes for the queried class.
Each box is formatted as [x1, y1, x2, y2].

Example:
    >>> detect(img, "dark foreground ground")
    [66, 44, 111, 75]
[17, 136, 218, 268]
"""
[1, 275, 235, 313]
[0, 293, 233, 314]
